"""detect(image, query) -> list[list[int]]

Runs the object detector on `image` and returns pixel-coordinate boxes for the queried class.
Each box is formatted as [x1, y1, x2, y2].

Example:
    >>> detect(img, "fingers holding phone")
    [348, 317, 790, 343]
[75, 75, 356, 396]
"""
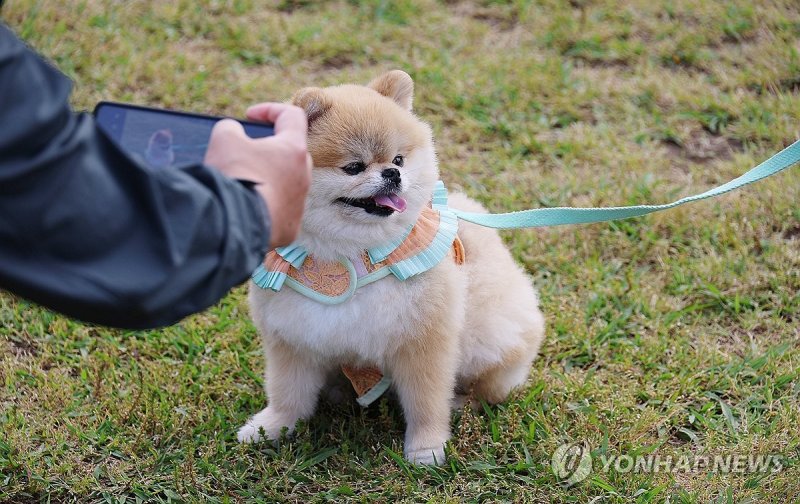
[205, 104, 312, 249]
[246, 102, 308, 148]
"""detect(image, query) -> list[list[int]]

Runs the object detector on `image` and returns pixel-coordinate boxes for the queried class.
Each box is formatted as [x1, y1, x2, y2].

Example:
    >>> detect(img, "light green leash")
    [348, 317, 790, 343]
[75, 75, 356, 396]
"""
[451, 139, 800, 229]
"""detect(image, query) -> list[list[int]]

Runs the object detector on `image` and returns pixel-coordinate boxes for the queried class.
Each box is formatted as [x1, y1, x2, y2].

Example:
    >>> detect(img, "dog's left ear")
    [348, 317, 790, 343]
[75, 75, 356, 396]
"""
[368, 70, 414, 110]
[292, 87, 332, 127]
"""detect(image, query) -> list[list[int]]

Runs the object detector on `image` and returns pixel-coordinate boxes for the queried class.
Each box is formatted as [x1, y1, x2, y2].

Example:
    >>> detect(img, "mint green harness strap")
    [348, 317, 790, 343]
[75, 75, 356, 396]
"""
[451, 139, 800, 229]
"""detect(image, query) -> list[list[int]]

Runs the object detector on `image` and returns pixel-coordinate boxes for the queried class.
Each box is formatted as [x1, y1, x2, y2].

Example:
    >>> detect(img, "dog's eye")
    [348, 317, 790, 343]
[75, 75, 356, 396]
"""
[392, 155, 404, 167]
[342, 161, 366, 175]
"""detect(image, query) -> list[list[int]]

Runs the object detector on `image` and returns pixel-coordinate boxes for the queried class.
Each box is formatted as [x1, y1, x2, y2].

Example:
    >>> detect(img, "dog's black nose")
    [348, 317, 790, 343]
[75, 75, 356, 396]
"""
[381, 168, 401, 184]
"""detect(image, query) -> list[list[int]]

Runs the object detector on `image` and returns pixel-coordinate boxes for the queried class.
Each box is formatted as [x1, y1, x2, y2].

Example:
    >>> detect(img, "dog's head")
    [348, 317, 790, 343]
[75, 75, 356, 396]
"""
[291, 70, 438, 260]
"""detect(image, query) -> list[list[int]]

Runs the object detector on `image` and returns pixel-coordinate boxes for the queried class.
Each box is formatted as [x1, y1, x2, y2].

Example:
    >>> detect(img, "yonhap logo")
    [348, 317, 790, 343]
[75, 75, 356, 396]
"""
[550, 440, 785, 486]
[551, 442, 593, 485]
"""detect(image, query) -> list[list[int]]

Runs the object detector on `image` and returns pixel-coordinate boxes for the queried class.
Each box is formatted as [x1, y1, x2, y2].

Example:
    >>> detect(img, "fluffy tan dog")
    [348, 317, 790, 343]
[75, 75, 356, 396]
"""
[239, 70, 545, 465]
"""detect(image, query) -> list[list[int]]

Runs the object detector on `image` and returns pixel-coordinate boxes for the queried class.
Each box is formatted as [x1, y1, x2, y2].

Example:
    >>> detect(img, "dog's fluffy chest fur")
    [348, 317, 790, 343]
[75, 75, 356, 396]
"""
[248, 259, 463, 367]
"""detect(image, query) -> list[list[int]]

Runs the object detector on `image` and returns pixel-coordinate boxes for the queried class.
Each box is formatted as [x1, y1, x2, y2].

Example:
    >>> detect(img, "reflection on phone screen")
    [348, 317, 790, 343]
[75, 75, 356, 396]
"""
[145, 129, 176, 169]
[119, 112, 217, 169]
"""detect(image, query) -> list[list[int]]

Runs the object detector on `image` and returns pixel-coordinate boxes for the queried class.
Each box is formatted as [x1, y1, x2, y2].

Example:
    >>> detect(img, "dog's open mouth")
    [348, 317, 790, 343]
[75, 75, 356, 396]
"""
[336, 192, 407, 216]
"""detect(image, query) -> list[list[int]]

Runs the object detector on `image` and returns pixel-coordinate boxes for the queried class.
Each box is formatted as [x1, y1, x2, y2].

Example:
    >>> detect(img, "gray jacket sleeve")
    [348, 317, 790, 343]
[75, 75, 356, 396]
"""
[0, 23, 270, 329]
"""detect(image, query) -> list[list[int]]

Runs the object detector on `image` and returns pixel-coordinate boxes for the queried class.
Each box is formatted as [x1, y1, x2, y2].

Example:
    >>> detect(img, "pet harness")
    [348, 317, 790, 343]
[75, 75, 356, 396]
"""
[251, 181, 465, 406]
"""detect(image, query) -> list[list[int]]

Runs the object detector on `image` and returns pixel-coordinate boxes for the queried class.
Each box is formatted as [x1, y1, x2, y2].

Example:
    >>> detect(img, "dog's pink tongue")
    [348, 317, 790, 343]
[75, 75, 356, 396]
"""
[373, 194, 407, 213]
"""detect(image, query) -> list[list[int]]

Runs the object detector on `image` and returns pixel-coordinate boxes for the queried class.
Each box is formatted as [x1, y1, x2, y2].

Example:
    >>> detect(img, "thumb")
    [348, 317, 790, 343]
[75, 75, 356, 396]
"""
[210, 118, 247, 141]
[205, 119, 254, 180]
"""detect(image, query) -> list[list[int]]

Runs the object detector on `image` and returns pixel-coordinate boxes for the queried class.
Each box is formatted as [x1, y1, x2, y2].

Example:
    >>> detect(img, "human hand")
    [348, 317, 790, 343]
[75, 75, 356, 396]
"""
[205, 103, 312, 248]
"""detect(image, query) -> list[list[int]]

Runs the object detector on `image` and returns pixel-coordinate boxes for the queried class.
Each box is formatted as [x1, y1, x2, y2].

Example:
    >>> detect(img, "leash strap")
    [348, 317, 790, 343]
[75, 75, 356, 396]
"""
[451, 139, 800, 229]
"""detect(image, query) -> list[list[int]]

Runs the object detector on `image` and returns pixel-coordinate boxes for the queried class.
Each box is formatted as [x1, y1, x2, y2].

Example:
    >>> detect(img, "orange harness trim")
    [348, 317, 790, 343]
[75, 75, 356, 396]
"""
[259, 206, 464, 300]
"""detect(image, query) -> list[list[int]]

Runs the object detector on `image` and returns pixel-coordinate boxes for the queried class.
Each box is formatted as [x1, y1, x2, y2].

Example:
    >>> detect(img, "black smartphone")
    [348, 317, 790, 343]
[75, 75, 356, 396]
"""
[94, 101, 275, 170]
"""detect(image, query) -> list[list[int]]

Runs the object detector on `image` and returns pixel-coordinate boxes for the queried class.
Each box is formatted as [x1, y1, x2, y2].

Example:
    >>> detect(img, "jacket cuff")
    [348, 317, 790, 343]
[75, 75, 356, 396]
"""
[239, 180, 271, 257]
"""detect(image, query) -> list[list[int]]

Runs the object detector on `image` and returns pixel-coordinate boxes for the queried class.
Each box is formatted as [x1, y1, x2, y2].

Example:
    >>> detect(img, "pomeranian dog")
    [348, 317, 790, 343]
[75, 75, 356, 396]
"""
[238, 70, 545, 465]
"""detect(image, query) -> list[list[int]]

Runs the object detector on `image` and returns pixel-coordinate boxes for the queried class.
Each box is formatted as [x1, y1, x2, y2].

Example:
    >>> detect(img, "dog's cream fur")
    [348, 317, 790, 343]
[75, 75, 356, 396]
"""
[239, 71, 545, 465]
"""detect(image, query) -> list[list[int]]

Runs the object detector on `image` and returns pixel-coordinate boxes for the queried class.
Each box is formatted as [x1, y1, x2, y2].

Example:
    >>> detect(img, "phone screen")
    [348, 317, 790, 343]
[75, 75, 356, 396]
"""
[94, 102, 275, 170]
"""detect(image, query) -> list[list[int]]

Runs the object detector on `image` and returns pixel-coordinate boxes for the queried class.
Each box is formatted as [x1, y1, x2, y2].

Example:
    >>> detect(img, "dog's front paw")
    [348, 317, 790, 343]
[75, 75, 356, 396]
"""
[237, 421, 281, 444]
[237, 407, 295, 444]
[404, 444, 446, 465]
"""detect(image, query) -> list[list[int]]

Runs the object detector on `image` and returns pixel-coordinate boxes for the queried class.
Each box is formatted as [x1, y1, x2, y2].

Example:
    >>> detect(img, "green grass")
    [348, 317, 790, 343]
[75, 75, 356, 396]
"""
[2, 0, 800, 501]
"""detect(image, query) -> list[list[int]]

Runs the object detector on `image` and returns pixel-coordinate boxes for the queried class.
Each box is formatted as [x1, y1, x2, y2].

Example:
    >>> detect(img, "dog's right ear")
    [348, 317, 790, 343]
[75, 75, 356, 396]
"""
[291, 87, 331, 128]
[368, 70, 414, 110]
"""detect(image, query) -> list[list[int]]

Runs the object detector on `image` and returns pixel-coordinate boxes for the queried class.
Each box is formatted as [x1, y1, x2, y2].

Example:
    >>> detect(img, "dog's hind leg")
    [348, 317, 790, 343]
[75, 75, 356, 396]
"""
[471, 323, 544, 405]
[471, 352, 532, 404]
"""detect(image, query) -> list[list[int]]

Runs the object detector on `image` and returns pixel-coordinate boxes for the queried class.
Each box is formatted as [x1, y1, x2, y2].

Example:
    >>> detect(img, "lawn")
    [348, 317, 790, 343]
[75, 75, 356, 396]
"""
[2, 0, 799, 502]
